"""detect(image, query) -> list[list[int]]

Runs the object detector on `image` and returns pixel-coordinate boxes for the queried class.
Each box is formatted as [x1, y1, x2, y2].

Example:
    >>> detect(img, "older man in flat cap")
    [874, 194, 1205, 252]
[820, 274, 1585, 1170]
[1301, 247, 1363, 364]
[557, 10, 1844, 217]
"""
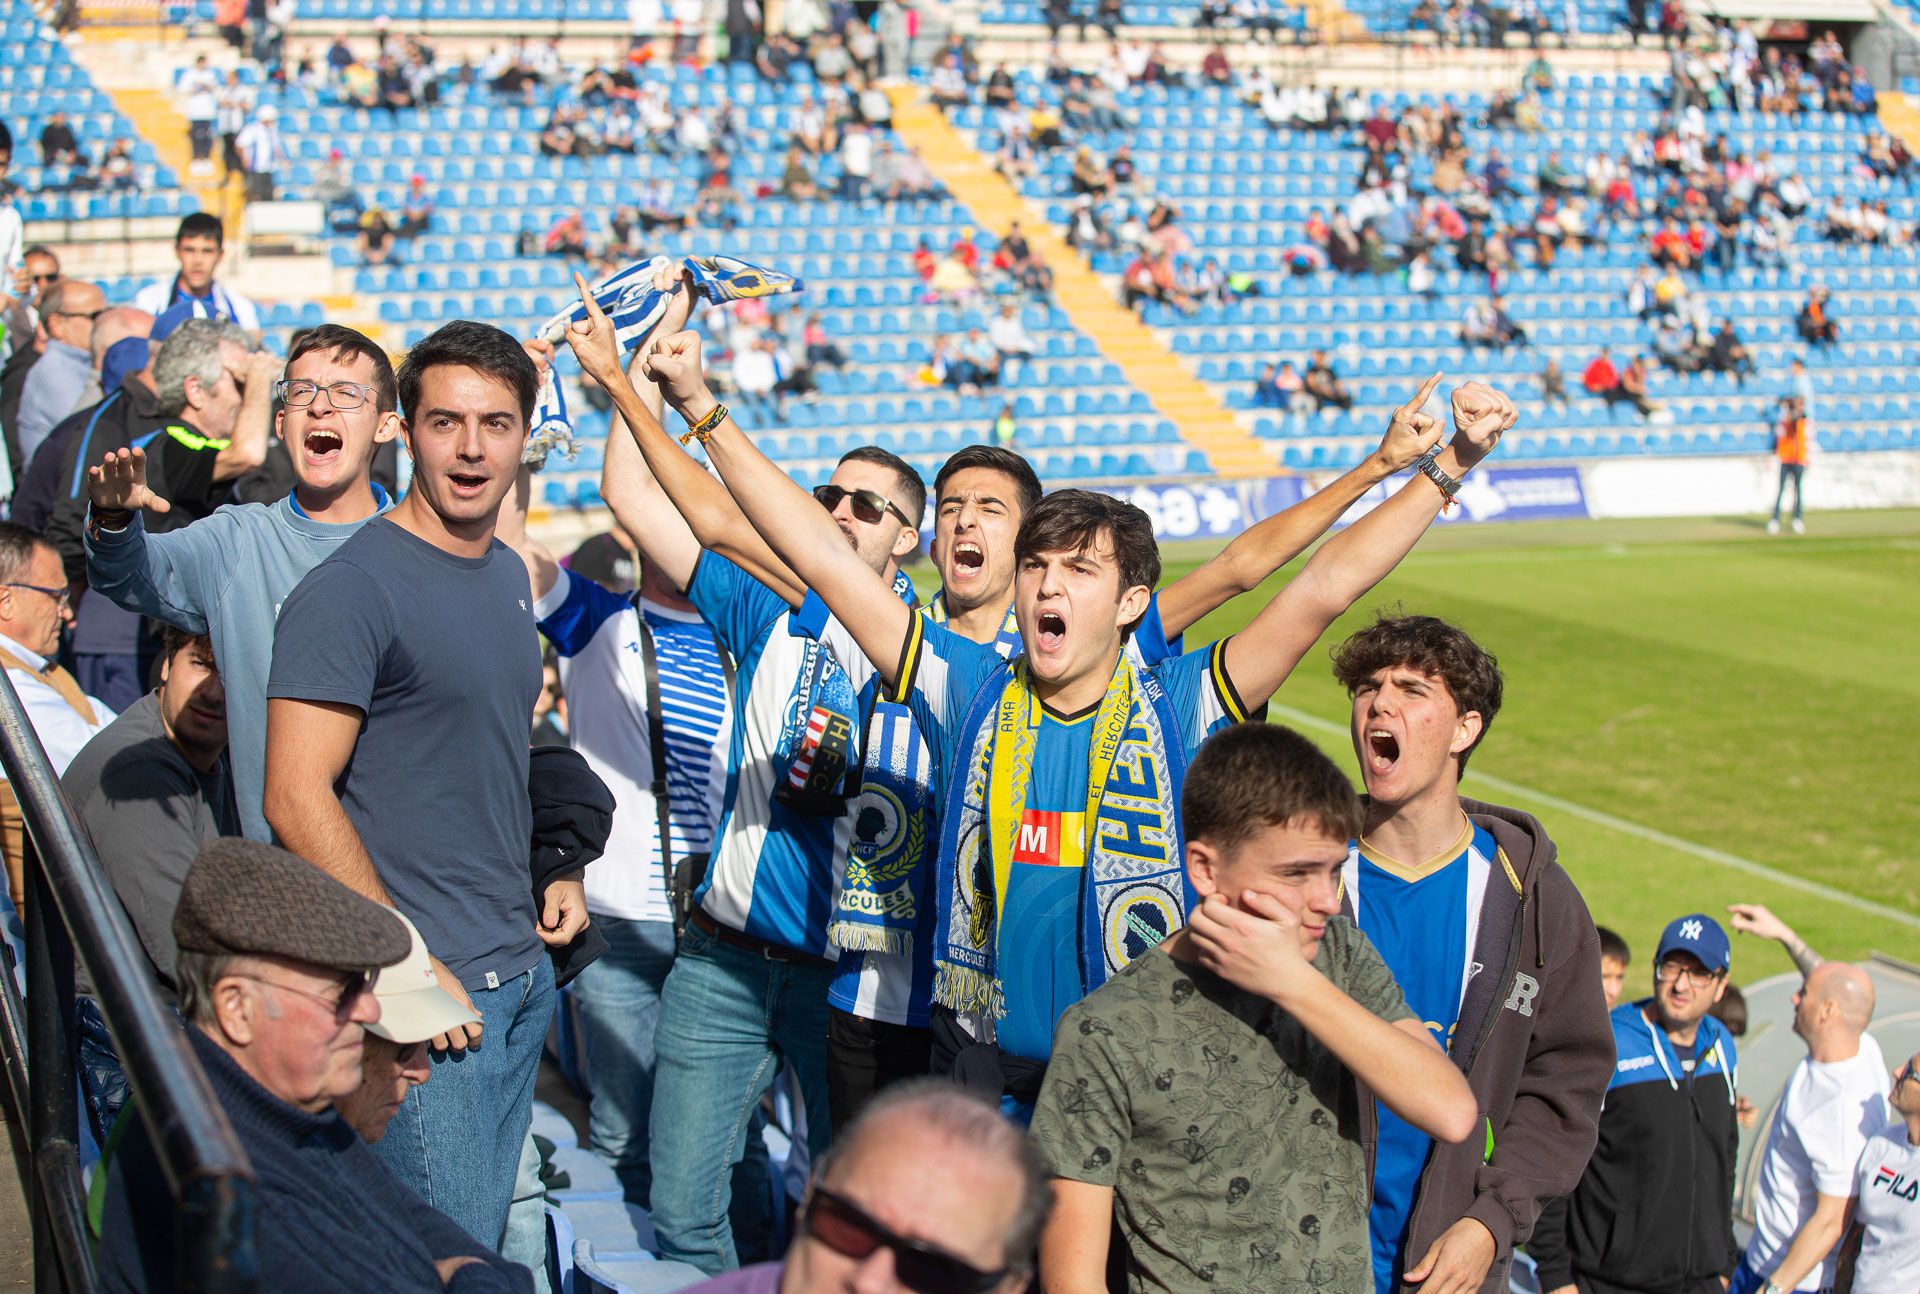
[96, 839, 534, 1294]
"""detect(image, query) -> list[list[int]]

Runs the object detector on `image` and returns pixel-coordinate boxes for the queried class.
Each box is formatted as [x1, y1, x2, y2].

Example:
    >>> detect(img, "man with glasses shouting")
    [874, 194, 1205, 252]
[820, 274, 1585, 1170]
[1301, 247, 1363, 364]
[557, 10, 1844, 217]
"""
[85, 324, 399, 845]
[683, 1079, 1049, 1294]
[97, 838, 537, 1293]
[1546, 914, 1741, 1294]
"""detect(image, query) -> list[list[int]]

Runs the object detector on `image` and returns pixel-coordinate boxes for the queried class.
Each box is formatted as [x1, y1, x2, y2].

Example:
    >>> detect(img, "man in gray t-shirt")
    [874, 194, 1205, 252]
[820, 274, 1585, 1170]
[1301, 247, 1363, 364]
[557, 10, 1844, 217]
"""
[1031, 725, 1479, 1294]
[263, 320, 581, 1258]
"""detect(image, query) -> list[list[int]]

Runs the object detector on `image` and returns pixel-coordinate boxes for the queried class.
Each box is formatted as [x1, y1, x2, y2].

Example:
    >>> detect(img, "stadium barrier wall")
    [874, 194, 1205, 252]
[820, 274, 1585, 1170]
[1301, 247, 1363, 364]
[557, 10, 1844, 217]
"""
[1103, 453, 1920, 541]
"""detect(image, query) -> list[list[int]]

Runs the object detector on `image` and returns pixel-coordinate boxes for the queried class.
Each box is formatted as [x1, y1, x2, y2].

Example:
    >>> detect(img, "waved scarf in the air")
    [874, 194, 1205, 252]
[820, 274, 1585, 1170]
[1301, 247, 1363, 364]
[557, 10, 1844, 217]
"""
[526, 253, 805, 466]
[931, 652, 1193, 1018]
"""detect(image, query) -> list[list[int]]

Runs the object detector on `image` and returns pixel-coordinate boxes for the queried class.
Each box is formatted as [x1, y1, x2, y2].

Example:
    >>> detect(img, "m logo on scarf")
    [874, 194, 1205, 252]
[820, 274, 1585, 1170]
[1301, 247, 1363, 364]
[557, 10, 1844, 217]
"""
[931, 654, 1193, 1019]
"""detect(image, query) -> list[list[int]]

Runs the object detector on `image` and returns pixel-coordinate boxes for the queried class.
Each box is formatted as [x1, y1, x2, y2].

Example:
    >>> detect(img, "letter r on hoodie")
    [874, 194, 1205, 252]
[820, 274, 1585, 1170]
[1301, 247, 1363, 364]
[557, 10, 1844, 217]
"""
[1504, 972, 1539, 1017]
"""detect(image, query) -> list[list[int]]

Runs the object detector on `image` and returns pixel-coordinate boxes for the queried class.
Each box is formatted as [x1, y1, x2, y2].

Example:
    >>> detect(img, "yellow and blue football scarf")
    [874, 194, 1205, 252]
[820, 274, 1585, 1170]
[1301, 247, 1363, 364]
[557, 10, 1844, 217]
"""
[931, 652, 1192, 1018]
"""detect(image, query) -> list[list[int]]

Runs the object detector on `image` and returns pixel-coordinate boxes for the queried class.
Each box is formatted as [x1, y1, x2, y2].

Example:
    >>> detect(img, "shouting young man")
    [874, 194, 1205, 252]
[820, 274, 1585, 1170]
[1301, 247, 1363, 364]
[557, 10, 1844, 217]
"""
[604, 307, 1512, 1122]
[1331, 614, 1614, 1293]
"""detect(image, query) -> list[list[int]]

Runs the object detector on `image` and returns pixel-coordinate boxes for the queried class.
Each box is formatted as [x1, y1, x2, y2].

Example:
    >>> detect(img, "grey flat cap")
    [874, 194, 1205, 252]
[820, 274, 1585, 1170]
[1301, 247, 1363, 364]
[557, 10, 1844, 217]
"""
[172, 838, 410, 974]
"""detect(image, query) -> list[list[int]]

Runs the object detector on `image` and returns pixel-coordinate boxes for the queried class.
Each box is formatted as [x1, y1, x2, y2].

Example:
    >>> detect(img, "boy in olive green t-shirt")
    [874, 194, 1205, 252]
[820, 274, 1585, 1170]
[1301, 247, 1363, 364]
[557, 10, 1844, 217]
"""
[1031, 724, 1480, 1294]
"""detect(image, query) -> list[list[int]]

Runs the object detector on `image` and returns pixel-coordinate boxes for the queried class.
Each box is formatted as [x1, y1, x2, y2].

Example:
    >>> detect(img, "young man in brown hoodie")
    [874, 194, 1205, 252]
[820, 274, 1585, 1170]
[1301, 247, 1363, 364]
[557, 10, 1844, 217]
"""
[1332, 614, 1615, 1294]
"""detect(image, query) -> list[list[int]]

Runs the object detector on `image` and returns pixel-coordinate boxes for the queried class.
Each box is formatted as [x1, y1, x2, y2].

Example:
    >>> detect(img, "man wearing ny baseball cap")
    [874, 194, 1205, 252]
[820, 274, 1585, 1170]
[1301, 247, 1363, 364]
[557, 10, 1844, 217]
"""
[1541, 914, 1740, 1294]
[95, 839, 533, 1294]
[337, 910, 480, 1145]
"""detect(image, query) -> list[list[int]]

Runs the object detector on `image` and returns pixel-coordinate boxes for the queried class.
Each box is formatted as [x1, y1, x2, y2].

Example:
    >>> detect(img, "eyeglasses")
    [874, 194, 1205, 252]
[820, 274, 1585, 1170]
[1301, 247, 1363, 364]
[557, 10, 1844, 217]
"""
[1655, 961, 1724, 988]
[52, 309, 103, 322]
[232, 970, 375, 1022]
[3, 581, 71, 609]
[29, 272, 59, 286]
[276, 378, 378, 411]
[814, 484, 915, 528]
[802, 1188, 1010, 1294]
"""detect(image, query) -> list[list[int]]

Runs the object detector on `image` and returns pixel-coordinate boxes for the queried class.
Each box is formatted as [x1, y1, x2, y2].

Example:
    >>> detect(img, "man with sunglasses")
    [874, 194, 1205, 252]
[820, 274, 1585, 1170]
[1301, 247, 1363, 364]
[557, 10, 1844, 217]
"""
[684, 1079, 1049, 1294]
[84, 324, 401, 844]
[96, 838, 536, 1294]
[1548, 915, 1740, 1294]
[14, 277, 106, 466]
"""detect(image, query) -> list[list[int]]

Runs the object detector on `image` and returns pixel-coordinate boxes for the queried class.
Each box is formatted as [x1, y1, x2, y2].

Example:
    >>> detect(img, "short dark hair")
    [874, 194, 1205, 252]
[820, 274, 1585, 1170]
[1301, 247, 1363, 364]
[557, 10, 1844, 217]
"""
[0, 522, 50, 583]
[175, 212, 225, 247]
[1330, 613, 1504, 772]
[1596, 925, 1630, 967]
[1709, 983, 1746, 1037]
[1015, 489, 1159, 602]
[1182, 723, 1365, 852]
[839, 445, 927, 527]
[288, 324, 398, 413]
[162, 625, 214, 665]
[0, 123, 11, 157]
[397, 319, 539, 428]
[934, 445, 1043, 517]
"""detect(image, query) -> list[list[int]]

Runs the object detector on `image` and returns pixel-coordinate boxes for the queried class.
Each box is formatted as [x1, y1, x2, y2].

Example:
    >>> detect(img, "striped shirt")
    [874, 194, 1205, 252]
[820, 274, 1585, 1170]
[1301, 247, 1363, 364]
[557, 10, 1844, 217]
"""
[535, 568, 730, 924]
[689, 553, 860, 958]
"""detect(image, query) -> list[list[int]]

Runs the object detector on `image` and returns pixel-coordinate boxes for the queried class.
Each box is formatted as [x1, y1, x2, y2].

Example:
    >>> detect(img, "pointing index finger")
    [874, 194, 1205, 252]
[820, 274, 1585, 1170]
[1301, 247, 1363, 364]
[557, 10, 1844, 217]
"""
[1401, 371, 1443, 414]
[572, 272, 608, 324]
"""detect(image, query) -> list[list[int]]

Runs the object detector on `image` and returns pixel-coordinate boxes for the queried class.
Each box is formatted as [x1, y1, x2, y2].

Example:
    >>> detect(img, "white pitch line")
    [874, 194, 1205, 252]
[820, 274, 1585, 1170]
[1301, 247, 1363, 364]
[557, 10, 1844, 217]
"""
[1265, 703, 1920, 931]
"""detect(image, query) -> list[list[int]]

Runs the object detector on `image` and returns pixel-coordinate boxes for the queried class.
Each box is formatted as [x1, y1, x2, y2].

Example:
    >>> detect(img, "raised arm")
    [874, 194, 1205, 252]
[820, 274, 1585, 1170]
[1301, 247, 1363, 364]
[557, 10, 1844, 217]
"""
[565, 270, 803, 604]
[1219, 380, 1515, 711]
[1155, 373, 1446, 638]
[1727, 903, 1824, 979]
[640, 328, 915, 688]
[210, 350, 280, 482]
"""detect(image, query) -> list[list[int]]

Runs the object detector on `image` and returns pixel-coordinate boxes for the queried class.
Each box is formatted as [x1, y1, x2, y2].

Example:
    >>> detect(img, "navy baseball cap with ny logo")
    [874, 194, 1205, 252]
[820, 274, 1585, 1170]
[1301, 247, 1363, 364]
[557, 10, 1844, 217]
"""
[1656, 913, 1731, 975]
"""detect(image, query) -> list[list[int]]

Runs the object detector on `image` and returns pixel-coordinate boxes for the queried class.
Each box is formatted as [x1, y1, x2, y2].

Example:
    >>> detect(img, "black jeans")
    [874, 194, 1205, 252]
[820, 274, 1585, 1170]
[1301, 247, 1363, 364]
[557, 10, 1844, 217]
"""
[826, 1008, 933, 1132]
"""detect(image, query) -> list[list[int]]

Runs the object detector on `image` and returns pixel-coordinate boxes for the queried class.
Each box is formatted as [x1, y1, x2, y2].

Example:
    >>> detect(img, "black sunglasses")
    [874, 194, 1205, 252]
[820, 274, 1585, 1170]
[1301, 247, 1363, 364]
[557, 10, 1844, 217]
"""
[803, 1188, 1009, 1294]
[814, 484, 915, 528]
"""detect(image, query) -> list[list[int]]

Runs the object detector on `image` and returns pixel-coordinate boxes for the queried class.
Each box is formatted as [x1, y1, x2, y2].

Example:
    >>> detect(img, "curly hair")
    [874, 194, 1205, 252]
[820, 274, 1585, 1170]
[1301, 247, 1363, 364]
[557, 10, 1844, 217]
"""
[1330, 613, 1504, 773]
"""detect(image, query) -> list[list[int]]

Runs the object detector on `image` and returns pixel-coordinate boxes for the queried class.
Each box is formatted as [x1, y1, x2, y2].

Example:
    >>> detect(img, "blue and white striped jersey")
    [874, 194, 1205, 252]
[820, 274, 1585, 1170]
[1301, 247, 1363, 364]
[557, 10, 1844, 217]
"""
[689, 553, 861, 958]
[535, 568, 730, 924]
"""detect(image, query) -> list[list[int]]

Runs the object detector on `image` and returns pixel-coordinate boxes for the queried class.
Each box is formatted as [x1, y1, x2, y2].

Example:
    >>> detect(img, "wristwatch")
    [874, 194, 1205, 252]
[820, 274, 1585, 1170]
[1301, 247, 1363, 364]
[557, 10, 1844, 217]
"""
[1412, 449, 1462, 503]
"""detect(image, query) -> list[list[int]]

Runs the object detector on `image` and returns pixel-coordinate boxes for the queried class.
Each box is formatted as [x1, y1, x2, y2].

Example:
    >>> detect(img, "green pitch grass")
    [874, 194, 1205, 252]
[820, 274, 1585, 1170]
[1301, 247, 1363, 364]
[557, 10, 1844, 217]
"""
[1159, 507, 1920, 987]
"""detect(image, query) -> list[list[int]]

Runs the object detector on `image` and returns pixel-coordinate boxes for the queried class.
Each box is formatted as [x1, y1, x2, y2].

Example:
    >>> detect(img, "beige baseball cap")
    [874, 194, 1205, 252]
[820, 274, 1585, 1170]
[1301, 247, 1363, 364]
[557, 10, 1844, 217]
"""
[365, 911, 481, 1044]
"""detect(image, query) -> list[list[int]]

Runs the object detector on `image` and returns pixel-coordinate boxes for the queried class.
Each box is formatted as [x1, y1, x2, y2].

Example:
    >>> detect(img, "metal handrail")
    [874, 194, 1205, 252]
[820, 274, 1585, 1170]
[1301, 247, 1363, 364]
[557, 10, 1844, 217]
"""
[0, 667, 256, 1293]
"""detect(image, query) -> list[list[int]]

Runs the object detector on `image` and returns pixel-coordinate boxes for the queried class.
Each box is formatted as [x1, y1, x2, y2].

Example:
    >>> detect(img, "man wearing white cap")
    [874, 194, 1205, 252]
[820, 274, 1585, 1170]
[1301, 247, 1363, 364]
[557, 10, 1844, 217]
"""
[337, 910, 481, 1143]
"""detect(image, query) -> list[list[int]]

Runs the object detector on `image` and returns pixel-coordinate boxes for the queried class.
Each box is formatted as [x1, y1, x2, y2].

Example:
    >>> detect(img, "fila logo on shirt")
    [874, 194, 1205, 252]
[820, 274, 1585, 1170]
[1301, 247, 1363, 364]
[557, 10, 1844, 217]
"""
[1873, 1165, 1920, 1203]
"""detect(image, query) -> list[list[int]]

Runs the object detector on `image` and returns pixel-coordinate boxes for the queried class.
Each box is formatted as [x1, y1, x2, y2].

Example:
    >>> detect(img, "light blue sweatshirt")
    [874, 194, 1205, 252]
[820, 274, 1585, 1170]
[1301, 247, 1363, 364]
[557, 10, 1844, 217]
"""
[84, 487, 393, 842]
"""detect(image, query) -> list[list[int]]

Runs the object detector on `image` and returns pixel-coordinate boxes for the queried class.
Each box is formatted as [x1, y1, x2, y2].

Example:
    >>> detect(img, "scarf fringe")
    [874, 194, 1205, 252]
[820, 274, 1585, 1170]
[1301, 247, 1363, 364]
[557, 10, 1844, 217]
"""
[932, 964, 1004, 1019]
[827, 921, 911, 956]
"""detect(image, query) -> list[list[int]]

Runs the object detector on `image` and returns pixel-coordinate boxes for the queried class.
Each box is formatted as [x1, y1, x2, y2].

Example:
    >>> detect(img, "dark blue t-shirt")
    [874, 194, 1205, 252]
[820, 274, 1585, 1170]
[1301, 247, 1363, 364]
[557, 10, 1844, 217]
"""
[267, 518, 543, 991]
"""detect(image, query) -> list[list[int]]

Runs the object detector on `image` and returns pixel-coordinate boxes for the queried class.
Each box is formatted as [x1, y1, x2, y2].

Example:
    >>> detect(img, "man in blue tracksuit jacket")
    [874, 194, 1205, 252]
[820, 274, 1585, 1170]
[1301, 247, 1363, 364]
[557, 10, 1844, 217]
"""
[1531, 914, 1741, 1294]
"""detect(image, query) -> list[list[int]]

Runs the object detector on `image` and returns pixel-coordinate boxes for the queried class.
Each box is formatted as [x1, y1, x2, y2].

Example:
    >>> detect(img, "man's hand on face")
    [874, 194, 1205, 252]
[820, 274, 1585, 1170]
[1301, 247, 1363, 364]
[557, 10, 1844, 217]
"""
[88, 445, 169, 516]
[427, 954, 482, 1053]
[1185, 890, 1317, 1006]
[1376, 371, 1447, 472]
[241, 348, 283, 395]
[1404, 1217, 1497, 1294]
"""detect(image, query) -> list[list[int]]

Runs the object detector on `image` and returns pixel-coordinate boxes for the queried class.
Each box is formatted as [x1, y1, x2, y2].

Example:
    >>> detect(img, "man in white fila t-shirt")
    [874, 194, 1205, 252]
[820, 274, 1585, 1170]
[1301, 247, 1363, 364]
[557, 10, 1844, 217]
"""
[1845, 1047, 1920, 1291]
[1732, 961, 1889, 1294]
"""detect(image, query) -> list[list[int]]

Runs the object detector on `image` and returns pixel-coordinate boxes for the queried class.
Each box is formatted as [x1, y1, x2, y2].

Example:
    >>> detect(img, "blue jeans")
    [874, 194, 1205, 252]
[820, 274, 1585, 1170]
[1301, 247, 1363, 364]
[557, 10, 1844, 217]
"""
[648, 925, 833, 1274]
[375, 956, 556, 1251]
[569, 915, 677, 1205]
[1772, 462, 1805, 523]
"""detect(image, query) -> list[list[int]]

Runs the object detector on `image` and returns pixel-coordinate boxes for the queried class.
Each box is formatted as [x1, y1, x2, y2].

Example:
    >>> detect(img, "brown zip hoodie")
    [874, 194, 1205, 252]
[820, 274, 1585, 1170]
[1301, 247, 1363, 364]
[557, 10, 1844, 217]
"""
[1353, 797, 1617, 1293]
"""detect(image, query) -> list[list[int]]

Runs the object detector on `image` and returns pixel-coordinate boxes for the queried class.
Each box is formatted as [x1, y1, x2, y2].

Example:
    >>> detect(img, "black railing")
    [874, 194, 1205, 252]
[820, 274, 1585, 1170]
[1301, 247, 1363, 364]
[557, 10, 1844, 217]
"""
[0, 668, 256, 1293]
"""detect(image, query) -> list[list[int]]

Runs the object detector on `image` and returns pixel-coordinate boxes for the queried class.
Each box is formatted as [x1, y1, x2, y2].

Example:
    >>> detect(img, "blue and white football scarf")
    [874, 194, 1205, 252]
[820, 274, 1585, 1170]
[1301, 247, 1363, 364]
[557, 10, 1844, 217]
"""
[526, 253, 805, 466]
